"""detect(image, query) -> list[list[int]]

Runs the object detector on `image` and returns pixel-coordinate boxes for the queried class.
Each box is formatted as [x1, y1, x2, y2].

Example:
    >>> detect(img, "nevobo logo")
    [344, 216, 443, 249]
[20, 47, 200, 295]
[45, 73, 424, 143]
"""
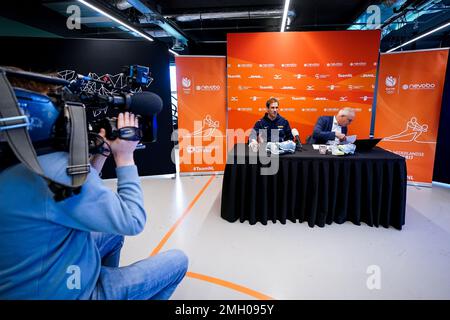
[403, 83, 436, 90]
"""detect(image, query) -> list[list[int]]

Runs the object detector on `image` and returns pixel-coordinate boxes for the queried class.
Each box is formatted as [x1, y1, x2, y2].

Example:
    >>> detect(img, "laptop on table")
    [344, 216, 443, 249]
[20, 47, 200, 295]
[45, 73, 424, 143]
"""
[354, 138, 382, 151]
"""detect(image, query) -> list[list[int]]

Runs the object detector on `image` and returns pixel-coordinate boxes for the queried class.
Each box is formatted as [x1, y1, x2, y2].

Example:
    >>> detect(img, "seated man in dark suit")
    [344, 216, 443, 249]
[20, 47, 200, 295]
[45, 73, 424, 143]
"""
[309, 107, 355, 144]
[248, 97, 293, 151]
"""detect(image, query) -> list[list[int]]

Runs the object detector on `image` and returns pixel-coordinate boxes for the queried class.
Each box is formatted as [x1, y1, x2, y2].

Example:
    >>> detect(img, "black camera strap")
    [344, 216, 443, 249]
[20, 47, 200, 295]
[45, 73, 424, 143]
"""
[0, 71, 90, 202]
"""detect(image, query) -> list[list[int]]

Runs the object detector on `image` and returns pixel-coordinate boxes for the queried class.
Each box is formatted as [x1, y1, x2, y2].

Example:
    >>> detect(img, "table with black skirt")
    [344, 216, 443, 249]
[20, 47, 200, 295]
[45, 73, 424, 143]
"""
[220, 144, 407, 230]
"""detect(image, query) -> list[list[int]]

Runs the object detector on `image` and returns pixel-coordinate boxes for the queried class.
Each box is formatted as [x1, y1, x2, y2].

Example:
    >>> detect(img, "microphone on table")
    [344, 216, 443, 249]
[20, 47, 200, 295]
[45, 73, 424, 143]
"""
[291, 128, 303, 151]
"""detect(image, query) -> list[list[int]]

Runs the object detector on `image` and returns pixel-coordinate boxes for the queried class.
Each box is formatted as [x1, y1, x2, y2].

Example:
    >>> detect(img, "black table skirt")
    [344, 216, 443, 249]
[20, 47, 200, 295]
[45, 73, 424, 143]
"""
[221, 144, 407, 230]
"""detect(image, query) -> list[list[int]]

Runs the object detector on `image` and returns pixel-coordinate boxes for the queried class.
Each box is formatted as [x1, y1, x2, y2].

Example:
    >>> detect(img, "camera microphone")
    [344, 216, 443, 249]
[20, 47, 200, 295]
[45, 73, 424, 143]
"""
[100, 91, 163, 117]
[126, 91, 163, 116]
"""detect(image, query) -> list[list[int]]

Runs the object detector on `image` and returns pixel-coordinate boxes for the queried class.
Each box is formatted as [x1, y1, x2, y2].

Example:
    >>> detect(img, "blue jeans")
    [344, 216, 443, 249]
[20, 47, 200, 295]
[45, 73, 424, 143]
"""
[89, 233, 188, 300]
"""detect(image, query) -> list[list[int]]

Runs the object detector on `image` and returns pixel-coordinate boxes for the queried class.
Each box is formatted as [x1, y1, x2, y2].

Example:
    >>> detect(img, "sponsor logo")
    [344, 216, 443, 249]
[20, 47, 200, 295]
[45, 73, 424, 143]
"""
[228, 74, 241, 79]
[301, 108, 318, 112]
[292, 96, 307, 101]
[339, 96, 348, 102]
[315, 74, 330, 79]
[338, 73, 353, 78]
[230, 96, 238, 102]
[385, 76, 398, 94]
[238, 85, 252, 90]
[348, 84, 364, 90]
[250, 96, 262, 101]
[259, 85, 274, 89]
[187, 146, 217, 154]
[237, 107, 253, 111]
[327, 84, 339, 90]
[314, 97, 328, 101]
[238, 63, 253, 68]
[281, 86, 296, 90]
[182, 77, 192, 94]
[182, 77, 191, 88]
[294, 74, 307, 79]
[259, 63, 275, 68]
[306, 85, 315, 91]
[324, 108, 339, 112]
[196, 84, 221, 91]
[326, 62, 343, 67]
[360, 95, 373, 101]
[281, 63, 297, 68]
[361, 73, 376, 78]
[273, 74, 282, 80]
[304, 63, 320, 67]
[402, 83, 436, 90]
[248, 75, 263, 79]
[280, 108, 295, 112]
[385, 76, 397, 87]
[350, 62, 367, 67]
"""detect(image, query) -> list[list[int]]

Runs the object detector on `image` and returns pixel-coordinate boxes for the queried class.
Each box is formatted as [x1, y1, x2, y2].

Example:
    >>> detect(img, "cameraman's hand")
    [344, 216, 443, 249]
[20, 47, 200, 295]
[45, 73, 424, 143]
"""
[249, 139, 259, 152]
[108, 112, 140, 167]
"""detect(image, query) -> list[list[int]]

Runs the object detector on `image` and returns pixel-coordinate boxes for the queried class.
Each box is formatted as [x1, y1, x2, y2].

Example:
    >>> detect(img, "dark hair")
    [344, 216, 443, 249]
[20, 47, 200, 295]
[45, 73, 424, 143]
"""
[3, 66, 60, 94]
[266, 97, 279, 108]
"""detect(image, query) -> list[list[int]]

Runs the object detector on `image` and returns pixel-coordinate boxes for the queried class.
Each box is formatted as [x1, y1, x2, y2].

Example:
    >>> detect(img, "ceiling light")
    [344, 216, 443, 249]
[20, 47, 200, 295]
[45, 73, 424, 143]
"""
[77, 0, 154, 41]
[168, 49, 179, 56]
[280, 0, 291, 32]
[386, 20, 450, 52]
[171, 38, 185, 51]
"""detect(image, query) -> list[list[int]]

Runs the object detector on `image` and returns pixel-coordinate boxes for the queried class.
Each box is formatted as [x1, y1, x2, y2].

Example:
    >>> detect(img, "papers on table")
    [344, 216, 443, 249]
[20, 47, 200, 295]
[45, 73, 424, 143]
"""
[313, 135, 357, 150]
[345, 135, 357, 144]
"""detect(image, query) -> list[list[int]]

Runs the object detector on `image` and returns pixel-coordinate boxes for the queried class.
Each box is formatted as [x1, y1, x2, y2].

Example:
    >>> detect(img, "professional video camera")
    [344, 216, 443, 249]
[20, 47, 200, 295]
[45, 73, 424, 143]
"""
[0, 65, 163, 201]
[56, 64, 161, 148]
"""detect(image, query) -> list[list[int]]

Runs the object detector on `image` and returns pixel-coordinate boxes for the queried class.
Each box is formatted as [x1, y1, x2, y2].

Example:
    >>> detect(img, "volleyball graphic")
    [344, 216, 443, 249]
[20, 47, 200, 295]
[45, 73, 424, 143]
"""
[182, 77, 191, 88]
[385, 75, 397, 87]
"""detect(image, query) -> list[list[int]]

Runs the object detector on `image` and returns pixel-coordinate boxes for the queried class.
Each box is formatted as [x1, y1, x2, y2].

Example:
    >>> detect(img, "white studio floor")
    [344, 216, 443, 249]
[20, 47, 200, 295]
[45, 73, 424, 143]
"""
[102, 169, 450, 300]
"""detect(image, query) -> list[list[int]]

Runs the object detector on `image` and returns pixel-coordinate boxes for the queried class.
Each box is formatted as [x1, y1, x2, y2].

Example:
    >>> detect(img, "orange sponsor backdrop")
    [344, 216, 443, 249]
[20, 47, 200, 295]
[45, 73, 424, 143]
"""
[227, 30, 381, 145]
[375, 49, 448, 185]
[176, 56, 227, 173]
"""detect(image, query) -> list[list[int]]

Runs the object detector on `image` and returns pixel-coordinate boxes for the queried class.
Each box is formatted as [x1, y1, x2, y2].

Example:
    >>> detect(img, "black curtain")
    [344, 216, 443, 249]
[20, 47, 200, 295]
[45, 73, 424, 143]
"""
[433, 54, 450, 184]
[0, 36, 176, 178]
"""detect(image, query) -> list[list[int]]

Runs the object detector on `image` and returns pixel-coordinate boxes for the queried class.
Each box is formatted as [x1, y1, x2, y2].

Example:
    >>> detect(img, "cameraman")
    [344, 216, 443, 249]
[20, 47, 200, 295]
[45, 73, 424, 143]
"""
[0, 72, 188, 299]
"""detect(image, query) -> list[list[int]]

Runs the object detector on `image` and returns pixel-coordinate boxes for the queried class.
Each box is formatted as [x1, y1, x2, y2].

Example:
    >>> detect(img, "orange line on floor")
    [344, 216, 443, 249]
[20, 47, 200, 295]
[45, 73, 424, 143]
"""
[150, 174, 216, 256]
[186, 271, 274, 300]
[148, 175, 272, 299]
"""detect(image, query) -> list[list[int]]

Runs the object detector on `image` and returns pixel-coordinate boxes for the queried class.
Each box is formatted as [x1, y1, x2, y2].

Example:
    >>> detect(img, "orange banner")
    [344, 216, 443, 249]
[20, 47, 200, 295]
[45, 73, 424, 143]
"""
[227, 30, 381, 145]
[175, 56, 227, 173]
[375, 49, 448, 185]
